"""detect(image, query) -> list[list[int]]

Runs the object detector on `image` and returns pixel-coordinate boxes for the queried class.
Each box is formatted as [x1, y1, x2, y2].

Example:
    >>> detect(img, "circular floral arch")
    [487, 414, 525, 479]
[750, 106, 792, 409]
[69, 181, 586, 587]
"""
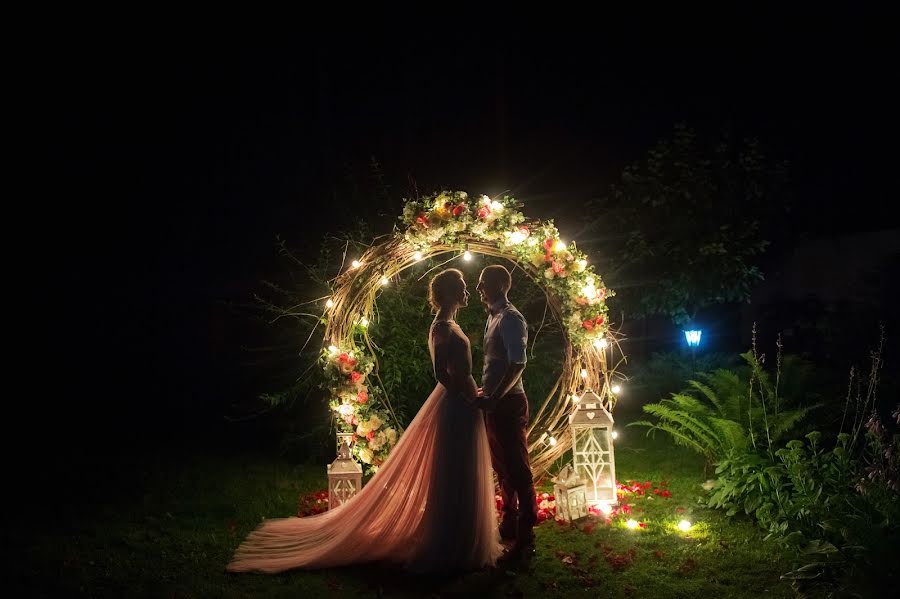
[320, 191, 624, 479]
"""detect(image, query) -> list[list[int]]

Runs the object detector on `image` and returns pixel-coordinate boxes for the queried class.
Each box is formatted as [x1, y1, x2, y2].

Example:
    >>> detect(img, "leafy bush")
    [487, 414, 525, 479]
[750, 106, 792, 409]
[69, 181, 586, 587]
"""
[633, 328, 899, 596]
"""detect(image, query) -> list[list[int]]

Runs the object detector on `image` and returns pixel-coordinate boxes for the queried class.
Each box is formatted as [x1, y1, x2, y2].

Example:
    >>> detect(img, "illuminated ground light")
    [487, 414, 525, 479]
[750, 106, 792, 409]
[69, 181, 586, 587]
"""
[678, 520, 692, 532]
[413, 251, 423, 261]
[351, 260, 361, 269]
[595, 502, 613, 515]
[463, 250, 473, 261]
[626, 519, 640, 530]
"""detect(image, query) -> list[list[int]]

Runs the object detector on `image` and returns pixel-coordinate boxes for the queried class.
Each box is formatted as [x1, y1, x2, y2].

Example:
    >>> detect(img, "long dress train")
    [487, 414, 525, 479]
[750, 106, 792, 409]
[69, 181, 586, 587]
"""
[227, 322, 502, 574]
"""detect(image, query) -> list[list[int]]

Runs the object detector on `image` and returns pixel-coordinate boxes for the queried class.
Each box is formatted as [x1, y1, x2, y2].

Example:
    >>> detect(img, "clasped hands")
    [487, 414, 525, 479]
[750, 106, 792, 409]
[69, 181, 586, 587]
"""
[471, 387, 500, 412]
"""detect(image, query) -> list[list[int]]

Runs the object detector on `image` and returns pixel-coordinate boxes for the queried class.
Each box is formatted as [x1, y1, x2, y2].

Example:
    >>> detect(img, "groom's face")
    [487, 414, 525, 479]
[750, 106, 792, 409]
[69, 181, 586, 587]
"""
[476, 273, 500, 306]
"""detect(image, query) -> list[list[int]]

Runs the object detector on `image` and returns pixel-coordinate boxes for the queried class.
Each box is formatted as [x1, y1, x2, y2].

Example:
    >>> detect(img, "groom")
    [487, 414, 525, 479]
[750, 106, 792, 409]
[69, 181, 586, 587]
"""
[475, 265, 538, 556]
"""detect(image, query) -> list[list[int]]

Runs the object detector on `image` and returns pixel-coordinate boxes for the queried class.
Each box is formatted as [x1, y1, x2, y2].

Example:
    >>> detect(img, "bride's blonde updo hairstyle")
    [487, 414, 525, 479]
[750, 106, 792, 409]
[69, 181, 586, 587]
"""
[428, 268, 466, 313]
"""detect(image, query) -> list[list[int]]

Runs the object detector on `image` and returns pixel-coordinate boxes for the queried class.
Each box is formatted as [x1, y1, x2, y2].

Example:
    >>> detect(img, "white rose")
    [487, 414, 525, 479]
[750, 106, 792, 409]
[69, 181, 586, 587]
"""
[544, 268, 555, 279]
[358, 448, 374, 464]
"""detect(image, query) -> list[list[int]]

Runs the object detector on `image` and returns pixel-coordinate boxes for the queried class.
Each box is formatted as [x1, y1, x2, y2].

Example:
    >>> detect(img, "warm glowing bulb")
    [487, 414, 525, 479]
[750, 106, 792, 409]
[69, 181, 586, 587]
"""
[538, 432, 548, 443]
[611, 430, 619, 439]
[678, 520, 692, 532]
[506, 230, 527, 245]
[626, 519, 639, 530]
[592, 338, 606, 350]
[597, 502, 613, 515]
[360, 317, 369, 327]
[612, 385, 622, 394]
[548, 436, 558, 446]
[413, 251, 423, 261]
[380, 276, 389, 286]
[328, 345, 338, 354]
[351, 260, 361, 269]
[571, 394, 580, 403]
[555, 240, 567, 252]
[581, 369, 588, 379]
[463, 250, 473, 261]
[599, 338, 609, 349]
[325, 298, 334, 308]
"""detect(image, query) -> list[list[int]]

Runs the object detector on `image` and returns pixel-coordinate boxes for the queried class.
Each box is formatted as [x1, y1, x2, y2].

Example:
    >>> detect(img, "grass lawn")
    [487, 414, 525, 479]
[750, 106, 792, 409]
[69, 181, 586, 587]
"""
[15, 433, 797, 598]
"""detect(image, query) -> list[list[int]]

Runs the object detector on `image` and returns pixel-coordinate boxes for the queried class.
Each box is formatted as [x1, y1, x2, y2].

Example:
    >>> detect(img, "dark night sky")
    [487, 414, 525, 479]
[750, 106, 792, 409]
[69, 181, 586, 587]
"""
[36, 24, 898, 444]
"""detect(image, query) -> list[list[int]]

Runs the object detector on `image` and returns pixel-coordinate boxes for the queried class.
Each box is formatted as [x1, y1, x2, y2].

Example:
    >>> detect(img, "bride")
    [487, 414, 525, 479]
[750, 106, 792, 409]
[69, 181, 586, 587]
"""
[227, 268, 502, 574]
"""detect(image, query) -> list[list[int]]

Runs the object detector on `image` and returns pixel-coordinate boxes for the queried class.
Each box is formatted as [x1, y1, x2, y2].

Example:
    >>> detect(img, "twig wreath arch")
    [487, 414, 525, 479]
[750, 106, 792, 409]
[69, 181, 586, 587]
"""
[319, 191, 625, 479]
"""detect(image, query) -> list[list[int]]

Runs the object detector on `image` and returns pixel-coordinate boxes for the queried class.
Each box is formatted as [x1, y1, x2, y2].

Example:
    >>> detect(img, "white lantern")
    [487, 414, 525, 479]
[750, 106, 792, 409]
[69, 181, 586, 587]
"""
[552, 465, 589, 522]
[336, 432, 355, 454]
[327, 440, 362, 509]
[569, 389, 617, 504]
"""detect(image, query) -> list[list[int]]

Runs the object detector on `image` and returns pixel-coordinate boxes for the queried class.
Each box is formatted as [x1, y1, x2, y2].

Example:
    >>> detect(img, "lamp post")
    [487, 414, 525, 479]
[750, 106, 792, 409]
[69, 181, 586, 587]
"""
[683, 328, 702, 374]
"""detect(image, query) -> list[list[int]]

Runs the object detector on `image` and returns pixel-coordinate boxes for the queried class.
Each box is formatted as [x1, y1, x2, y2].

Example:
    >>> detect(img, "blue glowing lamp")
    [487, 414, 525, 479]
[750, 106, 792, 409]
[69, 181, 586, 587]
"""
[684, 329, 702, 348]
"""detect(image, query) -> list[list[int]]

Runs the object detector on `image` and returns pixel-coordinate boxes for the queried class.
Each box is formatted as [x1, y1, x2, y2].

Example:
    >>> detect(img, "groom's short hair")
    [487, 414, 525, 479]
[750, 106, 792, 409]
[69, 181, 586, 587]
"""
[481, 265, 512, 293]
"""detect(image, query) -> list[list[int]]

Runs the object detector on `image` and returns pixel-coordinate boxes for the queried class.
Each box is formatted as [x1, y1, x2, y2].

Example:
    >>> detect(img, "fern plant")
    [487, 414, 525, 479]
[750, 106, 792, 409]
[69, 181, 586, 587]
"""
[630, 351, 819, 464]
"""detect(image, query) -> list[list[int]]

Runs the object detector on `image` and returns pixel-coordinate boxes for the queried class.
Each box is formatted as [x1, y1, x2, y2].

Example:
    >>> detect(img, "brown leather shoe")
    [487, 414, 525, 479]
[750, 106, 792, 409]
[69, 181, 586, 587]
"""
[498, 538, 536, 567]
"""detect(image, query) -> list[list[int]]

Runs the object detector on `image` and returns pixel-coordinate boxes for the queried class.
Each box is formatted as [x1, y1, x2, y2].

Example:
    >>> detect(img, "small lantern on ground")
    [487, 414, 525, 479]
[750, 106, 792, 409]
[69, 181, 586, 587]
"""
[327, 440, 362, 510]
[569, 389, 617, 504]
[552, 465, 589, 522]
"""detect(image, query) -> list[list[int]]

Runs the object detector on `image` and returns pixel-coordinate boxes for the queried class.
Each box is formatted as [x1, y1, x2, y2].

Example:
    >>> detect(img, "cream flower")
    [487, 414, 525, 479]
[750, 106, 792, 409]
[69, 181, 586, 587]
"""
[368, 414, 383, 430]
[384, 427, 397, 445]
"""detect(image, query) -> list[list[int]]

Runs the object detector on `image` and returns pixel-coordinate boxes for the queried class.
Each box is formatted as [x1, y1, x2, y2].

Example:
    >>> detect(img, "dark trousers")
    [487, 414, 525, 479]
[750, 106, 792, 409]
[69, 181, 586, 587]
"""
[485, 392, 537, 540]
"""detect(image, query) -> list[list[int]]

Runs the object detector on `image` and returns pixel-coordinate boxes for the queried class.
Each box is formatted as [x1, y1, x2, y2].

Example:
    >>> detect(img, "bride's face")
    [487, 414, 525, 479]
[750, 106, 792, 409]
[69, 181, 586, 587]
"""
[459, 282, 470, 307]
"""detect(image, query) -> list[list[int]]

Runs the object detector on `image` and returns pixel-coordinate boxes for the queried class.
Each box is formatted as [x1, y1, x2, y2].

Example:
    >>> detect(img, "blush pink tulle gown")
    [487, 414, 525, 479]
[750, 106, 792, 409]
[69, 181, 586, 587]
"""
[227, 321, 502, 574]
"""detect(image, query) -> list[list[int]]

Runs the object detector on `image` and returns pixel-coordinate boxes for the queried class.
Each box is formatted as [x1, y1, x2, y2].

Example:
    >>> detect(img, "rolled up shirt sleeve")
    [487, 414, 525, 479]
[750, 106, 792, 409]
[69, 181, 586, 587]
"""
[500, 312, 528, 364]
